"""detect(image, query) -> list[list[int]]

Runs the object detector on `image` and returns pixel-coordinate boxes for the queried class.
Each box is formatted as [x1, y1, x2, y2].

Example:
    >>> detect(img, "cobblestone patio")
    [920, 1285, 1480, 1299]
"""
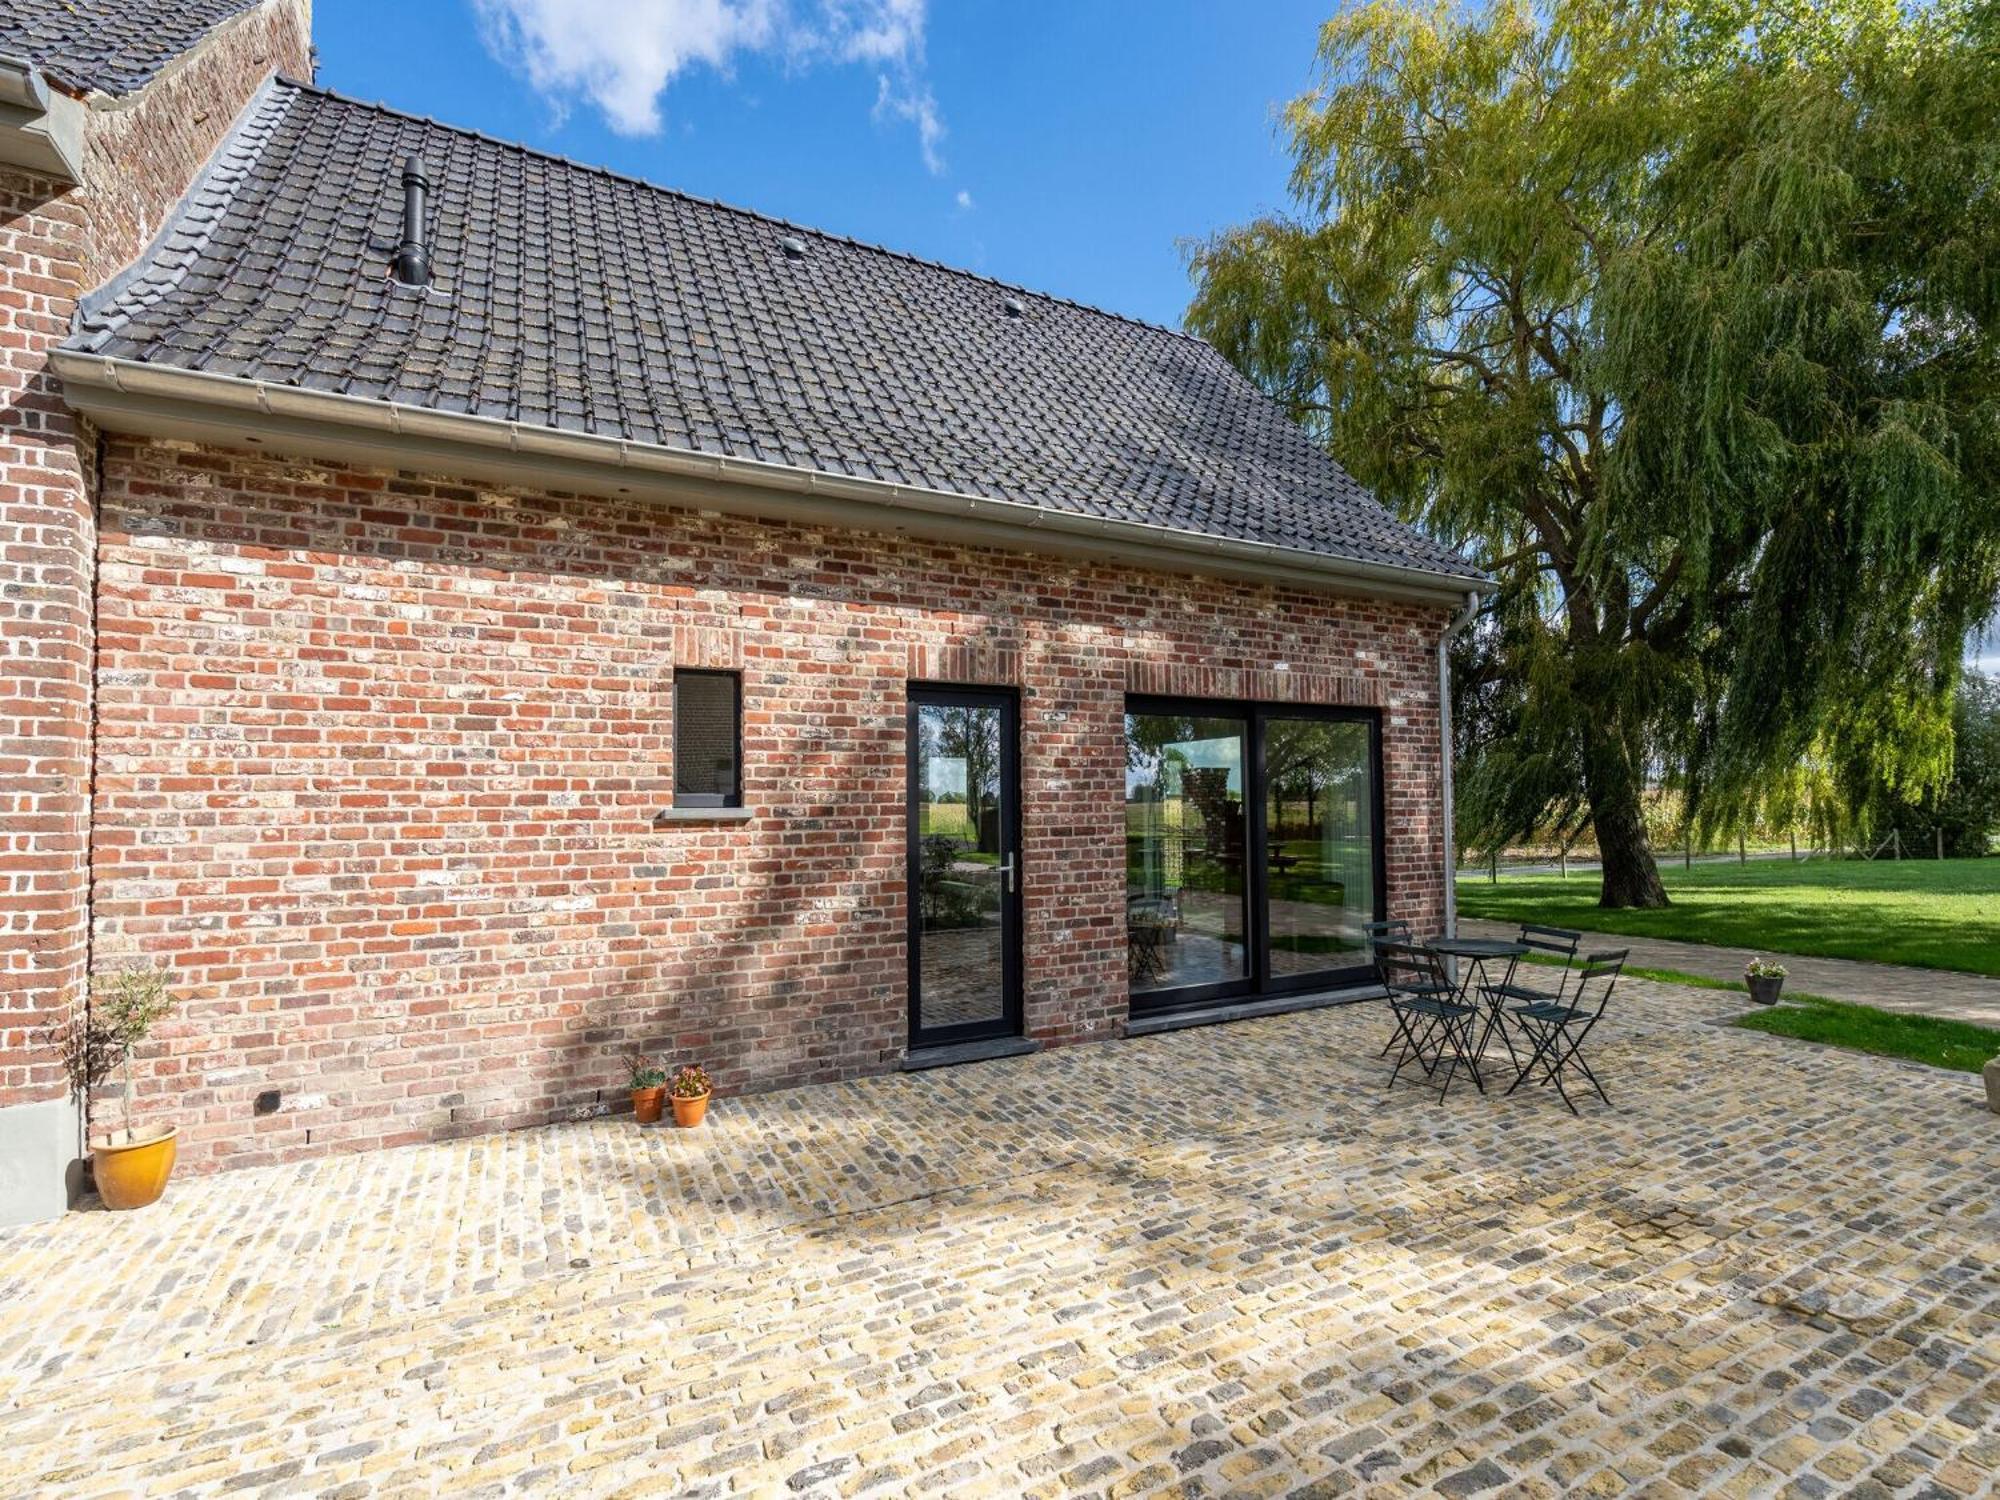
[2, 979, 1996, 1498]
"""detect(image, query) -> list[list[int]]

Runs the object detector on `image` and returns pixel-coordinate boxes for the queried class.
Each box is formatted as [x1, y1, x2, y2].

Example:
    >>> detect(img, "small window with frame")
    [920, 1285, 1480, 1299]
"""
[673, 670, 741, 808]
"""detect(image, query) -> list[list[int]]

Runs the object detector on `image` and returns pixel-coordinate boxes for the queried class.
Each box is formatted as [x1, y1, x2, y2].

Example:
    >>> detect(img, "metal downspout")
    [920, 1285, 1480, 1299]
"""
[1439, 590, 1481, 940]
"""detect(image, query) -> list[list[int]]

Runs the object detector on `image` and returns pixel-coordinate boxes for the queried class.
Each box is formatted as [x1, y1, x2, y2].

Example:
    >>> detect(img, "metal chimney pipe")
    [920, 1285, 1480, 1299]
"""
[390, 155, 431, 287]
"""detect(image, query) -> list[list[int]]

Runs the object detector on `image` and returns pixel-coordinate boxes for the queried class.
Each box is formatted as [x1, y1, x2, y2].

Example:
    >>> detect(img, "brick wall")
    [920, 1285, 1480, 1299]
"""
[92, 438, 1451, 1172]
[0, 0, 312, 1117]
[0, 165, 91, 1111]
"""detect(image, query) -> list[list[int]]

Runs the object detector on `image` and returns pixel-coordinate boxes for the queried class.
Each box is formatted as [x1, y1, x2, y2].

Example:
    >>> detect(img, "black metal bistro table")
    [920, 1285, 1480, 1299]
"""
[1427, 936, 1530, 1080]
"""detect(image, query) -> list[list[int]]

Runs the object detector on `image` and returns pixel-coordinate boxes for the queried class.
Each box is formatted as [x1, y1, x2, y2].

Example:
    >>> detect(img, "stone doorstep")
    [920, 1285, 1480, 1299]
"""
[1123, 985, 1387, 1038]
[900, 987, 1390, 1066]
[899, 1037, 1043, 1072]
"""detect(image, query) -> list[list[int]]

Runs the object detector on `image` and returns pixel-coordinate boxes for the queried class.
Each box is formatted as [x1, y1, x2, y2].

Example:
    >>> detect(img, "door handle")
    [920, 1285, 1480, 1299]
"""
[998, 853, 1017, 893]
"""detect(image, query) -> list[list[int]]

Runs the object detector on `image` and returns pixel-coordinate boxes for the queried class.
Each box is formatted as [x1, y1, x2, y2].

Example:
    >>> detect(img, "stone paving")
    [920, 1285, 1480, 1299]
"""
[1460, 919, 2000, 1029]
[1, 979, 1997, 1498]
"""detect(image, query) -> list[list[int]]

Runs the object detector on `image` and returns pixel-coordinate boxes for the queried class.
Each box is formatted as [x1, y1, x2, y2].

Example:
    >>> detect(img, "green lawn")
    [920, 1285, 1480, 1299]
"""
[1457, 857, 2000, 976]
[1520, 949, 2000, 1072]
[1736, 994, 2000, 1074]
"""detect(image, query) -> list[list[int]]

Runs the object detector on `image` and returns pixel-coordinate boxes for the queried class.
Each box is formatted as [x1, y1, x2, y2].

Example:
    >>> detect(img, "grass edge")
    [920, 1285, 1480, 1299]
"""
[1515, 952, 2000, 1075]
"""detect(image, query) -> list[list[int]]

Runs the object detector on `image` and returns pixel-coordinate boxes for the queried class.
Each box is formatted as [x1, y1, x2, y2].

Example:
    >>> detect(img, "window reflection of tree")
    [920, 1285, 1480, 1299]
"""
[918, 705, 1003, 929]
[919, 707, 998, 844]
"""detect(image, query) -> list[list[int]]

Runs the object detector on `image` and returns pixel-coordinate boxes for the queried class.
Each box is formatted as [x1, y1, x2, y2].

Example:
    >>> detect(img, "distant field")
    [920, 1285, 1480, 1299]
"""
[919, 801, 972, 839]
[1456, 857, 2000, 976]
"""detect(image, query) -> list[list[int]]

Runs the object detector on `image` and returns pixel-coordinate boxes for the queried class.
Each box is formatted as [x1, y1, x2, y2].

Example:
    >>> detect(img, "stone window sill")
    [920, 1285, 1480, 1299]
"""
[654, 806, 755, 823]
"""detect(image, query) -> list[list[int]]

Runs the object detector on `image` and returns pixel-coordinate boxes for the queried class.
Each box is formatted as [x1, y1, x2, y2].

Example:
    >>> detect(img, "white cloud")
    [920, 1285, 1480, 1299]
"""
[954, 188, 973, 210]
[805, 0, 925, 63]
[474, 0, 945, 168]
[871, 72, 944, 173]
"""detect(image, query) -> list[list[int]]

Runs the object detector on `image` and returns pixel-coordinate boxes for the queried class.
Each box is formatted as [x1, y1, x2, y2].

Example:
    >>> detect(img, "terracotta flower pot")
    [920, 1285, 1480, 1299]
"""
[632, 1085, 665, 1124]
[1747, 974, 1785, 1006]
[671, 1090, 710, 1127]
[90, 1125, 178, 1211]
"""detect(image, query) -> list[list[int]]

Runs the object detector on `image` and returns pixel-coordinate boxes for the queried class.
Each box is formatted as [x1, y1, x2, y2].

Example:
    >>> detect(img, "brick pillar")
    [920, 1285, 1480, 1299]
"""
[0, 1, 314, 1224]
[0, 166, 91, 1224]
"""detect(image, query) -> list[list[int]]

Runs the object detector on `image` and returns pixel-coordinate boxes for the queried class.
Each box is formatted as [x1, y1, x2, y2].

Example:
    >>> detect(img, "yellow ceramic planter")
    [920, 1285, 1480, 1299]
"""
[91, 1125, 178, 1210]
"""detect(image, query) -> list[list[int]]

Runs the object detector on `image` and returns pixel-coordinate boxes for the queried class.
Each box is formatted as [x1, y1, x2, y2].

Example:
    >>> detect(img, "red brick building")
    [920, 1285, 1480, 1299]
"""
[1, 1, 1484, 1223]
[0, 0, 316, 1221]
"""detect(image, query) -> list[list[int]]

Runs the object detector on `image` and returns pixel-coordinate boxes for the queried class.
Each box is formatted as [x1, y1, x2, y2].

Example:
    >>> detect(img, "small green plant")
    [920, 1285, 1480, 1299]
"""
[1744, 957, 1789, 979]
[670, 1063, 712, 1099]
[93, 966, 177, 1145]
[628, 1055, 666, 1090]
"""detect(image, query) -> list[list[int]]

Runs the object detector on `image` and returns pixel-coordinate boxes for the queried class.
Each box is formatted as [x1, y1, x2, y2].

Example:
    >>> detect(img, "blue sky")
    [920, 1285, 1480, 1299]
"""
[315, 1, 1336, 332]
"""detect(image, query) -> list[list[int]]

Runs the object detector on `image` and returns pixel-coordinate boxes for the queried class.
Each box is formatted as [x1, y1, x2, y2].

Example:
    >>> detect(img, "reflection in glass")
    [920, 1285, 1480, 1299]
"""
[915, 704, 1006, 1033]
[1125, 711, 1249, 993]
[1264, 717, 1374, 976]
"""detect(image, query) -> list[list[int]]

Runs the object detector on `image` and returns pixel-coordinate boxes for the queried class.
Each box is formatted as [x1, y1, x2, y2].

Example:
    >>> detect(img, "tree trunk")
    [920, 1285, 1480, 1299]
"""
[1582, 719, 1669, 908]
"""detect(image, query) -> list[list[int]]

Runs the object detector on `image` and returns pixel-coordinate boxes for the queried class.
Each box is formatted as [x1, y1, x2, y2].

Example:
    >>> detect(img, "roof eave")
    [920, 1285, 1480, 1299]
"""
[55, 351, 1495, 607]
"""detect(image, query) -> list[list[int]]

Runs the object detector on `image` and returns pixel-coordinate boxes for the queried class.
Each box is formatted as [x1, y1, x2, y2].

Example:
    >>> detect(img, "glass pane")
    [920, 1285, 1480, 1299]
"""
[915, 704, 1006, 1032]
[1263, 717, 1374, 976]
[1125, 711, 1249, 993]
[674, 672, 739, 801]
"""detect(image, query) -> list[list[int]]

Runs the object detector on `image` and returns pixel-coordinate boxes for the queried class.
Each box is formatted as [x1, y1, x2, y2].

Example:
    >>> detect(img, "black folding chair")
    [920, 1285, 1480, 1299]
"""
[1366, 919, 1414, 1057]
[1380, 942, 1485, 1102]
[1505, 950, 1627, 1115]
[1475, 923, 1582, 1070]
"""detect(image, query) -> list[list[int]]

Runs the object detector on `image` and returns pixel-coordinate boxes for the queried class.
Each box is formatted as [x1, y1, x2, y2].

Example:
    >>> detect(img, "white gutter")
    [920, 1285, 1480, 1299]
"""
[53, 350, 1495, 607]
[1438, 589, 1482, 939]
[0, 57, 85, 182]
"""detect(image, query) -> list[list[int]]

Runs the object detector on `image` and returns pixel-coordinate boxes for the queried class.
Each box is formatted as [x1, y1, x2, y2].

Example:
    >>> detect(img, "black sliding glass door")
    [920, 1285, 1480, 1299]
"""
[1125, 698, 1383, 1012]
[1125, 709, 1251, 1001]
[1262, 715, 1378, 988]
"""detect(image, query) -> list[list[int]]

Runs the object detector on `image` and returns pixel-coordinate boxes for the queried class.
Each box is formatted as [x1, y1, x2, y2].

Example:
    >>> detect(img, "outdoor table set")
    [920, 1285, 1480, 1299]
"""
[1366, 920, 1629, 1113]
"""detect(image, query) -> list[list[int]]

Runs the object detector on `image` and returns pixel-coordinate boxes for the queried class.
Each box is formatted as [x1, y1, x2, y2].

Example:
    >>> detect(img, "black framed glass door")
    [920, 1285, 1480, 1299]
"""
[1258, 712, 1382, 994]
[1124, 707, 1252, 1004]
[907, 686, 1023, 1047]
[1125, 697, 1383, 1013]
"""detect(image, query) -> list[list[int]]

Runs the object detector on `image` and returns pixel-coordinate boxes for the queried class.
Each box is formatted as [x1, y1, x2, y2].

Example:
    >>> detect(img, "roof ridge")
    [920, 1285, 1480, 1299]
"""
[0, 0, 267, 98]
[262, 73, 1214, 350]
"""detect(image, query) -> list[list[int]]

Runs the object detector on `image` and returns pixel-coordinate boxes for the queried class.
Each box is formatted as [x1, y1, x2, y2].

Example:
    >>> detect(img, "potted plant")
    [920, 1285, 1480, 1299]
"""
[1744, 957, 1788, 1006]
[86, 966, 179, 1210]
[629, 1056, 667, 1123]
[669, 1063, 712, 1127]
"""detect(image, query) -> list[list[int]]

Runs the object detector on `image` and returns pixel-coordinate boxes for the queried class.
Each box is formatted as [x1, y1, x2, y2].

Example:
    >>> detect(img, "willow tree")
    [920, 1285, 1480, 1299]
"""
[1188, 0, 2000, 906]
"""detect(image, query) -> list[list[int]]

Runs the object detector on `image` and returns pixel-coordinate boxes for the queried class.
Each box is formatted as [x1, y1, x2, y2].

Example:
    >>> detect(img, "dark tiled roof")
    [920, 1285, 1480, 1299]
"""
[0, 0, 263, 96]
[72, 79, 1482, 582]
